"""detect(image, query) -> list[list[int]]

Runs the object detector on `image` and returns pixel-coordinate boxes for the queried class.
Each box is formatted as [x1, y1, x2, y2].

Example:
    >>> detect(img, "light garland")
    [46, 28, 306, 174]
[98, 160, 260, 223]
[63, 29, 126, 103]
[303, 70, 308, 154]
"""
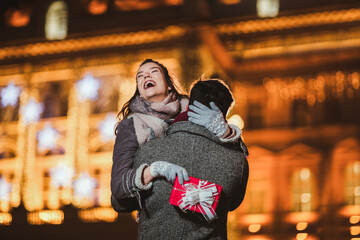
[0, 81, 21, 107]
[98, 112, 117, 143]
[37, 122, 59, 153]
[263, 71, 360, 109]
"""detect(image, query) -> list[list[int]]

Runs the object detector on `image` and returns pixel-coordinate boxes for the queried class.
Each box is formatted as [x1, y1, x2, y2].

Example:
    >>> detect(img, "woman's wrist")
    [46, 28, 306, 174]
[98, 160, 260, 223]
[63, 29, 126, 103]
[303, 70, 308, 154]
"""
[220, 126, 231, 138]
[142, 166, 154, 185]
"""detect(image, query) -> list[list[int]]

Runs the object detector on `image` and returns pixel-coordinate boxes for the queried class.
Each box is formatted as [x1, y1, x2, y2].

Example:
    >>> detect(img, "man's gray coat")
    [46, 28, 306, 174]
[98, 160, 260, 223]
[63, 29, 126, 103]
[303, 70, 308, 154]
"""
[133, 121, 249, 240]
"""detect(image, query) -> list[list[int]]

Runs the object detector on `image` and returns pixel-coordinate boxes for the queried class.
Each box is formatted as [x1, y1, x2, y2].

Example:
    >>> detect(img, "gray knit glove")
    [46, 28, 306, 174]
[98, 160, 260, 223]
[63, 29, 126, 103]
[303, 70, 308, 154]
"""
[150, 161, 189, 185]
[188, 101, 229, 137]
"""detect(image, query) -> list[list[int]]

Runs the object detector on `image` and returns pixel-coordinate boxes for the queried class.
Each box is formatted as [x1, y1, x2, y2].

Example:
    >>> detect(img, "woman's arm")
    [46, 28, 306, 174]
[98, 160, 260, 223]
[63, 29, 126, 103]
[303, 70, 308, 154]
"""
[111, 118, 153, 200]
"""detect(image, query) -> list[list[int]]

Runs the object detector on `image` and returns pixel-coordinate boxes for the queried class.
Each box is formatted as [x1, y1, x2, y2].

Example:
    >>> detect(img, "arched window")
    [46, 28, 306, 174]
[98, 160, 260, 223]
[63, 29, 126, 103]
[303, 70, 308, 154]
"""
[45, 1, 68, 40]
[344, 161, 360, 205]
[257, 0, 279, 18]
[291, 168, 314, 212]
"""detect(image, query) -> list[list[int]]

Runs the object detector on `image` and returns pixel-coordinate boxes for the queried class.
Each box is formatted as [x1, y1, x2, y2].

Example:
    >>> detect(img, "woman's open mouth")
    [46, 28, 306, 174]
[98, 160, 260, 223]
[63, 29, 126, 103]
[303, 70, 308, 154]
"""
[144, 80, 156, 89]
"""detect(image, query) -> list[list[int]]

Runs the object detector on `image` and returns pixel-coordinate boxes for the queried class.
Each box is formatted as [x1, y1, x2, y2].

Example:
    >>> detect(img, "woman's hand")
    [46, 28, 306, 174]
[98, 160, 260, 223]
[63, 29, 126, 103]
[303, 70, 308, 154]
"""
[188, 101, 229, 137]
[149, 161, 189, 185]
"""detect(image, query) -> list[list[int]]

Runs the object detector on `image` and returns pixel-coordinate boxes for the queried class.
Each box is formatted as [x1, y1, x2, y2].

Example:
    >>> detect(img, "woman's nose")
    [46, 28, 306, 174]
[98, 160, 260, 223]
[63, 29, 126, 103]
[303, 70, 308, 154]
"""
[144, 72, 151, 79]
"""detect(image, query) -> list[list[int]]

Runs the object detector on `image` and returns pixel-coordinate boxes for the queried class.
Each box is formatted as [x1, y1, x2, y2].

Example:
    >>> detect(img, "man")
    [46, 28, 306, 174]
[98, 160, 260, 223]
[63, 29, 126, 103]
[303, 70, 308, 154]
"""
[128, 79, 249, 239]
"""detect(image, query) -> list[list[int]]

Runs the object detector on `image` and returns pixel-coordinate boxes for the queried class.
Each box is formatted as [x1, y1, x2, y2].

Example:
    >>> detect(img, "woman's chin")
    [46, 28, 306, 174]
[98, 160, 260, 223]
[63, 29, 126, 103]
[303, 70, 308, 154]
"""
[144, 94, 168, 103]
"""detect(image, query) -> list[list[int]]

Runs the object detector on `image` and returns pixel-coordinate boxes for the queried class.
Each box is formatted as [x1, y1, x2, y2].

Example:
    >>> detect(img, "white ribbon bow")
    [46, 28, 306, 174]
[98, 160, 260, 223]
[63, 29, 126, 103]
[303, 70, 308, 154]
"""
[178, 180, 219, 222]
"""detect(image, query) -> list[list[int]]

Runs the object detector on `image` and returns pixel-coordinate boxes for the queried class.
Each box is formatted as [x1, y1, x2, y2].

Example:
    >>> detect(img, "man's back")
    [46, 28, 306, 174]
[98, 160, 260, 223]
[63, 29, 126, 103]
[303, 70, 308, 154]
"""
[133, 121, 249, 240]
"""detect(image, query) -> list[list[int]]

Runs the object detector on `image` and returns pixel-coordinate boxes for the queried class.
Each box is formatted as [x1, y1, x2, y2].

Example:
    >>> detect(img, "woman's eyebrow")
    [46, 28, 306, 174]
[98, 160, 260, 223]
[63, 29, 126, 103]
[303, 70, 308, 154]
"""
[136, 71, 143, 77]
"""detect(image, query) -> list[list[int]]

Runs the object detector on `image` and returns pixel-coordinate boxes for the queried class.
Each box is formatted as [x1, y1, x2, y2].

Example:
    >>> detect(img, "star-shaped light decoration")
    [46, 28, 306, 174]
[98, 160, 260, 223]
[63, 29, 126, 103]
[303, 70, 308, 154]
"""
[37, 122, 60, 153]
[73, 173, 97, 199]
[49, 163, 75, 188]
[98, 112, 117, 142]
[0, 177, 12, 201]
[75, 73, 101, 102]
[0, 81, 21, 107]
[20, 97, 44, 125]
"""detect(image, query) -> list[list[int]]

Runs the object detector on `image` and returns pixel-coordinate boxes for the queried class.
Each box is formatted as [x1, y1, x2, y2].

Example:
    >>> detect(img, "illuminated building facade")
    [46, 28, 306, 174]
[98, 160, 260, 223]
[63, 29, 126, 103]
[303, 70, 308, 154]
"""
[0, 0, 359, 239]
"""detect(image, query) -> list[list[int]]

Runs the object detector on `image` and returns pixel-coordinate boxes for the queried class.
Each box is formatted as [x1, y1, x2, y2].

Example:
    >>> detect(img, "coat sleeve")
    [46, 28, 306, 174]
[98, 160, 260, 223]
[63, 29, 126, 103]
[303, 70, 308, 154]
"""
[229, 154, 249, 211]
[111, 118, 141, 199]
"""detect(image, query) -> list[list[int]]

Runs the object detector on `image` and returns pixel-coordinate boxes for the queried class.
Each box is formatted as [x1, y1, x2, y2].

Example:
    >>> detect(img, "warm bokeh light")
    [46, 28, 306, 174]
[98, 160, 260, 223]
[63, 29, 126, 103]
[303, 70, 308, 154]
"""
[248, 223, 261, 233]
[350, 216, 360, 224]
[27, 210, 64, 225]
[45, 1, 68, 40]
[300, 168, 311, 181]
[257, 0, 279, 18]
[0, 213, 12, 225]
[301, 193, 311, 203]
[228, 114, 245, 129]
[351, 226, 360, 236]
[296, 222, 308, 231]
[220, 0, 241, 4]
[78, 207, 118, 223]
[87, 0, 108, 15]
[5, 8, 30, 27]
[296, 232, 308, 240]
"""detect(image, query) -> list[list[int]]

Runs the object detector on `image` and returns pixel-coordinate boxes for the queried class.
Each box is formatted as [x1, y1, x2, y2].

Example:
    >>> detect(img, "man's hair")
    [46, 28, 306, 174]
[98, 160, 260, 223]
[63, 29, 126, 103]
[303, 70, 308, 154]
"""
[189, 79, 234, 117]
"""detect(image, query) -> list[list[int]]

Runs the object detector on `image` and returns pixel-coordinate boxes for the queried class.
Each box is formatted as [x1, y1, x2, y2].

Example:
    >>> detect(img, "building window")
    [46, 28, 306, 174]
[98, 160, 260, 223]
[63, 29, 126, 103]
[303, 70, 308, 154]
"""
[114, 0, 182, 11]
[45, 1, 68, 40]
[344, 161, 360, 205]
[85, 0, 108, 15]
[247, 103, 263, 129]
[257, 0, 279, 18]
[219, 0, 241, 4]
[291, 168, 313, 212]
[292, 99, 309, 127]
[5, 7, 31, 27]
[247, 176, 266, 214]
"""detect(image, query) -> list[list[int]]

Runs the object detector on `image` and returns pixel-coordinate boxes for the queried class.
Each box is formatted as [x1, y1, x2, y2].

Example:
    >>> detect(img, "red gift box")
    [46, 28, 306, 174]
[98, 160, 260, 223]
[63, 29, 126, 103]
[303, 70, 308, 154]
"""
[169, 176, 222, 222]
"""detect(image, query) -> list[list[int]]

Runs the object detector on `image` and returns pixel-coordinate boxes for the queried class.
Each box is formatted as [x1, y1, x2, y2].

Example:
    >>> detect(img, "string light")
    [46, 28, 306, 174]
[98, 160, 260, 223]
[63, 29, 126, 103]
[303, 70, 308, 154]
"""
[20, 97, 44, 125]
[73, 172, 97, 199]
[0, 177, 12, 201]
[98, 112, 117, 142]
[75, 73, 101, 102]
[37, 122, 59, 153]
[49, 163, 75, 188]
[0, 81, 21, 107]
[263, 71, 360, 109]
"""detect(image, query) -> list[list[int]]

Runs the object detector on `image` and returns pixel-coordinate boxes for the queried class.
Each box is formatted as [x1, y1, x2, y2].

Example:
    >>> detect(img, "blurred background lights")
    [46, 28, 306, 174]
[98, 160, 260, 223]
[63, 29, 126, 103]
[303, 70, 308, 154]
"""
[301, 193, 311, 203]
[354, 162, 360, 173]
[37, 122, 59, 153]
[49, 163, 74, 188]
[296, 233, 308, 240]
[257, 0, 279, 18]
[248, 223, 261, 233]
[98, 112, 117, 142]
[45, 1, 68, 40]
[355, 186, 360, 197]
[296, 222, 308, 231]
[0, 213, 12, 225]
[351, 226, 360, 236]
[350, 216, 360, 224]
[228, 114, 245, 130]
[0, 81, 21, 107]
[20, 97, 44, 125]
[0, 177, 12, 201]
[73, 173, 97, 199]
[75, 73, 101, 102]
[300, 168, 311, 181]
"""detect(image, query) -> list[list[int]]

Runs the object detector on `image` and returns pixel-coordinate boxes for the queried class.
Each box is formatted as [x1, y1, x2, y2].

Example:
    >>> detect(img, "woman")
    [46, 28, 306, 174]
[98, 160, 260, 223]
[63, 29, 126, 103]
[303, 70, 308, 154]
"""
[111, 59, 240, 212]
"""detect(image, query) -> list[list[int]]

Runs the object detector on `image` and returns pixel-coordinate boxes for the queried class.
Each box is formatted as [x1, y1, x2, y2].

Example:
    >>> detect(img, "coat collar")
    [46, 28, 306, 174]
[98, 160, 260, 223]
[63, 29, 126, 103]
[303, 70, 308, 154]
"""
[166, 121, 240, 150]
